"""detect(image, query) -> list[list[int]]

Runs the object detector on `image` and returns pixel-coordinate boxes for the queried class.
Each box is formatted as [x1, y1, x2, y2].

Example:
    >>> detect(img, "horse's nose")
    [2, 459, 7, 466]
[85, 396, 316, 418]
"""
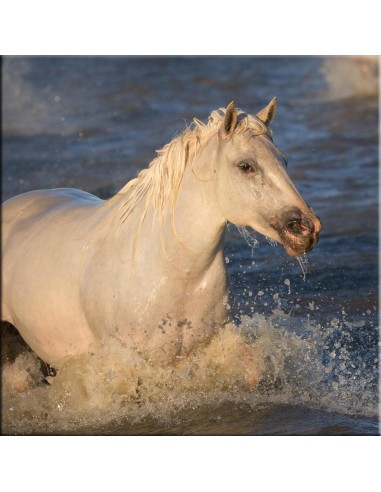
[287, 211, 322, 237]
[287, 215, 315, 237]
[287, 211, 321, 236]
[279, 209, 321, 256]
[312, 215, 322, 235]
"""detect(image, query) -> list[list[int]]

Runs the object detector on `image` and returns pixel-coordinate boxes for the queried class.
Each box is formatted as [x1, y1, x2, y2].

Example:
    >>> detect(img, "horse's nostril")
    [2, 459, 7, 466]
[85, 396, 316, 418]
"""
[288, 220, 309, 234]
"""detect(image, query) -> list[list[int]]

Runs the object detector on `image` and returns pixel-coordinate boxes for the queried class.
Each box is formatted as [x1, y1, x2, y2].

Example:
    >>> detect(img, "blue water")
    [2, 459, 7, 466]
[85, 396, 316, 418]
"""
[1, 56, 379, 435]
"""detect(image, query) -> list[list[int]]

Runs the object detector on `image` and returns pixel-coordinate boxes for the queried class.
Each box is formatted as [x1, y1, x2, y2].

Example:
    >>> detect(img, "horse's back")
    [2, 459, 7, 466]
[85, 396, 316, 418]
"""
[3, 188, 101, 233]
[3, 188, 103, 249]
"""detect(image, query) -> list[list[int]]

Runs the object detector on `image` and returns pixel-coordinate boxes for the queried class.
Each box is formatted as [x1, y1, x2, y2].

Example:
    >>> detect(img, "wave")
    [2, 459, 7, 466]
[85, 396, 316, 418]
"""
[321, 56, 378, 100]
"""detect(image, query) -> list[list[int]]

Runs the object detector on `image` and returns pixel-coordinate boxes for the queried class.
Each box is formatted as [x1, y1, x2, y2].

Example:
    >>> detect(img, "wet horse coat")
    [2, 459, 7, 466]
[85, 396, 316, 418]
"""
[2, 100, 321, 368]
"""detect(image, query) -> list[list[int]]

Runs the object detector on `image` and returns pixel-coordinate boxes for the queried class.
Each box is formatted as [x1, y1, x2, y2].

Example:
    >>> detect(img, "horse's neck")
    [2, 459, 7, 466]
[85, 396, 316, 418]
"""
[158, 166, 227, 274]
[107, 166, 227, 278]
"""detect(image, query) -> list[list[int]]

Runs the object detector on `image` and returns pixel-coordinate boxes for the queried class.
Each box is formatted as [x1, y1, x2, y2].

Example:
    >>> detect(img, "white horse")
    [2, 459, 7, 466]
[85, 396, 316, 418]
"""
[2, 99, 321, 371]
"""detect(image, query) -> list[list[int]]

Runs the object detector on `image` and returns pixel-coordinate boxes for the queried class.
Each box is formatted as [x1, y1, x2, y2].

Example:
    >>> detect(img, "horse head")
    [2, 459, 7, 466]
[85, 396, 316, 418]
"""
[198, 100, 321, 257]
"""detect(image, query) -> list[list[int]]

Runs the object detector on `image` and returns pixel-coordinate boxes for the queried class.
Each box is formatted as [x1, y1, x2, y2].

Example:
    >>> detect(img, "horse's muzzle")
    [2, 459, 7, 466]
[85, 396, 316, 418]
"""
[277, 209, 322, 257]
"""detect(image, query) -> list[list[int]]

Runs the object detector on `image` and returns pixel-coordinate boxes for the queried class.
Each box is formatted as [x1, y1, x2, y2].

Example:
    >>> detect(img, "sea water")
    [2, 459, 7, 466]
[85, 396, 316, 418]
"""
[1, 56, 378, 435]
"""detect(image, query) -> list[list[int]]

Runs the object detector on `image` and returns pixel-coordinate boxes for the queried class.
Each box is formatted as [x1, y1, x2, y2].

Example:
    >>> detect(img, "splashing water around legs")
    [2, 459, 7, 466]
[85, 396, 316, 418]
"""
[1, 306, 377, 435]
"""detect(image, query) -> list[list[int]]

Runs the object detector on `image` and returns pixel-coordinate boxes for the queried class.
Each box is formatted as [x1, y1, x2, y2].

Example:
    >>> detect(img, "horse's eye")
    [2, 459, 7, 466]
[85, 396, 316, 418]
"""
[238, 162, 253, 174]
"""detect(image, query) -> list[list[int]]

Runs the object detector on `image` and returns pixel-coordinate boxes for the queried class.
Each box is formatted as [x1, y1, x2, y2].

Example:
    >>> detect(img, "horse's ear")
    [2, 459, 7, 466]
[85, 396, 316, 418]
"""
[222, 101, 238, 135]
[256, 97, 277, 126]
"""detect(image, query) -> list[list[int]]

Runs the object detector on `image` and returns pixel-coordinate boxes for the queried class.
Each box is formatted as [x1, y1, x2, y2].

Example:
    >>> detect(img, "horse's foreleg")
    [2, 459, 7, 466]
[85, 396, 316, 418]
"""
[222, 322, 266, 390]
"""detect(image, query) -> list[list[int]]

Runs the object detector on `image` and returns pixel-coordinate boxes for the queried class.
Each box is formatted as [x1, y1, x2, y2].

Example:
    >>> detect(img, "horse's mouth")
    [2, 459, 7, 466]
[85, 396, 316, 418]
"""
[282, 233, 319, 257]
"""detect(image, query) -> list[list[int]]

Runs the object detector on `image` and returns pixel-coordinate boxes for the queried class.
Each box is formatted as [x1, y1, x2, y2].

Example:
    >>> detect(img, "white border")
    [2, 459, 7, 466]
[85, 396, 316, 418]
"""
[1, 1, 380, 55]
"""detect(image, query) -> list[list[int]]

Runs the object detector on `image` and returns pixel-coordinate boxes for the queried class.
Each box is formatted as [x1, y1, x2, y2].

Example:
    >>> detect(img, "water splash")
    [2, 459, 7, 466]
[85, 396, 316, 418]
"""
[235, 226, 259, 256]
[284, 278, 291, 294]
[2, 307, 377, 435]
[266, 237, 279, 248]
[296, 254, 308, 281]
[321, 56, 378, 100]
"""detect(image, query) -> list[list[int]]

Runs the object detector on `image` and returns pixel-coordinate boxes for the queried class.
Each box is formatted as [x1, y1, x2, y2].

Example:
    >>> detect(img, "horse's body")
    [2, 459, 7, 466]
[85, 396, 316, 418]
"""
[2, 100, 321, 369]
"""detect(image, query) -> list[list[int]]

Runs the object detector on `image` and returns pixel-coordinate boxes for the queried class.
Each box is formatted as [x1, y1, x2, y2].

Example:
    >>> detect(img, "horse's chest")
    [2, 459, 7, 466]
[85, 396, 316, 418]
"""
[117, 271, 229, 365]
[165, 271, 228, 313]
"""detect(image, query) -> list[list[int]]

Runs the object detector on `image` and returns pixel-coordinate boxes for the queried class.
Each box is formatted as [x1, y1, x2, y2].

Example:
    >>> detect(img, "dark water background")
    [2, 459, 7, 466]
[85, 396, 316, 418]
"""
[1, 56, 379, 435]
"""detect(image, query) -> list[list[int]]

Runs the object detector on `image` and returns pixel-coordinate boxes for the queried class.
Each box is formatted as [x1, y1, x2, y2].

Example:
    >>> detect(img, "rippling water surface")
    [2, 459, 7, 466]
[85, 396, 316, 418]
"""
[1, 56, 379, 435]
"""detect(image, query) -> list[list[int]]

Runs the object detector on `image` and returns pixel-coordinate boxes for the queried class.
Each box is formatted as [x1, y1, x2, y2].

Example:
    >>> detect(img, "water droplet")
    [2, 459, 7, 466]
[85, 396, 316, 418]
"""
[284, 278, 291, 294]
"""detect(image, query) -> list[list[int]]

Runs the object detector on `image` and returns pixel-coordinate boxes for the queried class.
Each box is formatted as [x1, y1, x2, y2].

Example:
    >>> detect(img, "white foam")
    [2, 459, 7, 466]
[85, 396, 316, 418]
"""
[2, 308, 377, 434]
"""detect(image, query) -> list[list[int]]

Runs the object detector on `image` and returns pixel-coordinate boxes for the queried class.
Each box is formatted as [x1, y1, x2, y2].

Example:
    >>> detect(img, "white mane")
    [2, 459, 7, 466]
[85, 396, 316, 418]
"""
[114, 106, 269, 225]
